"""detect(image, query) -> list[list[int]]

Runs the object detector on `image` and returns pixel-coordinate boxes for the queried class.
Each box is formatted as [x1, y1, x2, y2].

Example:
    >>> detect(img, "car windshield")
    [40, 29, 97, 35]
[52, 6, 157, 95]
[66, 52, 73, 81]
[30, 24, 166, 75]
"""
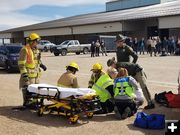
[61, 40, 70, 45]
[6, 46, 22, 54]
[38, 40, 50, 44]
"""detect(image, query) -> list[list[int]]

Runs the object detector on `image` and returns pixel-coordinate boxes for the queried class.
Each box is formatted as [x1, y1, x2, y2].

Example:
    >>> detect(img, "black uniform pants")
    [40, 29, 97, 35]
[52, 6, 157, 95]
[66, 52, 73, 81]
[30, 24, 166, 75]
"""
[100, 99, 114, 113]
[115, 99, 137, 115]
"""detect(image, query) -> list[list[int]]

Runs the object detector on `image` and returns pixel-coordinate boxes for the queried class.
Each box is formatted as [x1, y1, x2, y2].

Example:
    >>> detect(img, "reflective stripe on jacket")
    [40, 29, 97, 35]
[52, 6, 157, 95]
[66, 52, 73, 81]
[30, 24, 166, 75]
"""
[114, 77, 135, 98]
[92, 74, 114, 102]
[18, 44, 40, 78]
[88, 71, 105, 88]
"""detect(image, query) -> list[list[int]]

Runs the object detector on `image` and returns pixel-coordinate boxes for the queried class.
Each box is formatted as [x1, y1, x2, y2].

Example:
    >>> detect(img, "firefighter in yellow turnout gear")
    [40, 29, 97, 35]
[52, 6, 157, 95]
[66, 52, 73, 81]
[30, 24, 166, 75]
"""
[57, 62, 79, 88]
[89, 63, 114, 114]
[18, 33, 46, 107]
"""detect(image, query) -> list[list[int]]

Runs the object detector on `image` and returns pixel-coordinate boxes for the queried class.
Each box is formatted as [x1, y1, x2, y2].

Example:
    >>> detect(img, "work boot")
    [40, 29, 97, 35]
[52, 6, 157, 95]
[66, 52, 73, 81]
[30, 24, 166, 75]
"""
[144, 102, 155, 110]
[114, 106, 121, 120]
[122, 107, 131, 119]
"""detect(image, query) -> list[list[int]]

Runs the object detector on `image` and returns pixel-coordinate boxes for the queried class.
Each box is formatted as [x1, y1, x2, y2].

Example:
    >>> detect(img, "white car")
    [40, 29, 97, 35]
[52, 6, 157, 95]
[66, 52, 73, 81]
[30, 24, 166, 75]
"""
[37, 40, 56, 52]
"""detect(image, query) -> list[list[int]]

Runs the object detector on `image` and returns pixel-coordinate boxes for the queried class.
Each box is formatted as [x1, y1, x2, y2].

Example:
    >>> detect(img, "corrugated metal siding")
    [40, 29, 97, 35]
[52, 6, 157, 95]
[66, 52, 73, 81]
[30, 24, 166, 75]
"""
[73, 22, 122, 34]
[24, 27, 72, 37]
[159, 16, 180, 29]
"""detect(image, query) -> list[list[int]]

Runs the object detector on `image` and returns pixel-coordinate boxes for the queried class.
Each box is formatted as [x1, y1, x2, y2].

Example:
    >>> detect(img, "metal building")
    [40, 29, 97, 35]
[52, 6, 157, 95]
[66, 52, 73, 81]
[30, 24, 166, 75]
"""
[1, 0, 180, 44]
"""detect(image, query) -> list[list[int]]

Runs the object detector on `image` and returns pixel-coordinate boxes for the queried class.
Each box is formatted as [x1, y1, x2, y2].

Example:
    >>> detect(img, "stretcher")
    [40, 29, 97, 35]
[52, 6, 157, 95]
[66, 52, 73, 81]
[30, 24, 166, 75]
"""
[26, 84, 101, 124]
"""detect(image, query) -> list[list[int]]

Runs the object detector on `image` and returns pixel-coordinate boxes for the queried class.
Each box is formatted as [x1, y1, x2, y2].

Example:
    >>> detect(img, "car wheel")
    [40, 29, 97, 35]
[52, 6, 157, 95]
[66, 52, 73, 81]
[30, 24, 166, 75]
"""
[76, 52, 80, 55]
[5, 62, 11, 73]
[83, 48, 89, 54]
[61, 49, 67, 56]
[54, 53, 60, 56]
[44, 47, 48, 52]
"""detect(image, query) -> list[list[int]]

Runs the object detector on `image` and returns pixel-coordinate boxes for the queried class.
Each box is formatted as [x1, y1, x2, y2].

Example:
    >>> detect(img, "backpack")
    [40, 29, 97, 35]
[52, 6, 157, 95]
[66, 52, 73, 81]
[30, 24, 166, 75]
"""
[154, 91, 172, 106]
[165, 93, 180, 108]
[155, 91, 180, 108]
[134, 112, 165, 129]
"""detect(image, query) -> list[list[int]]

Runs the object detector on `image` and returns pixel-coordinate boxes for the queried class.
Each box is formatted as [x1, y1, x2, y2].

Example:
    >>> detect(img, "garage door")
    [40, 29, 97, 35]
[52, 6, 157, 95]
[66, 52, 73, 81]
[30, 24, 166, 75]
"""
[73, 22, 122, 34]
[159, 16, 180, 29]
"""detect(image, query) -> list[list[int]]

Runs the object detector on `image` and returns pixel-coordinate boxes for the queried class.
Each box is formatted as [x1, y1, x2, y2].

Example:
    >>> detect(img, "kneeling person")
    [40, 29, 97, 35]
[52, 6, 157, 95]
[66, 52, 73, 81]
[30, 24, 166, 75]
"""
[89, 63, 114, 114]
[57, 62, 79, 88]
[114, 68, 144, 119]
[107, 58, 155, 109]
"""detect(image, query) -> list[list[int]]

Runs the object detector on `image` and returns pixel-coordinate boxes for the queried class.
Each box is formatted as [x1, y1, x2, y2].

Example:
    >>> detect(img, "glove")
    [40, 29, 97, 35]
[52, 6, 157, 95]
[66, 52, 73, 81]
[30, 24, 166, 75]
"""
[22, 73, 29, 82]
[40, 63, 47, 71]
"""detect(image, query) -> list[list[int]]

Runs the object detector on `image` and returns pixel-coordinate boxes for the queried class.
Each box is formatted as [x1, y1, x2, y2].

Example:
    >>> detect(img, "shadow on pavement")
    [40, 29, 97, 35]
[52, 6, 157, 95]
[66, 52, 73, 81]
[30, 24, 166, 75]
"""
[142, 104, 180, 120]
[0, 106, 89, 127]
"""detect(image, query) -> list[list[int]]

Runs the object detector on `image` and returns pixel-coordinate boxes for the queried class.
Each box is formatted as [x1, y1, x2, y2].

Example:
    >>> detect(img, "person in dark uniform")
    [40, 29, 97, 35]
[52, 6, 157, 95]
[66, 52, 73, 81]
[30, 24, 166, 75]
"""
[115, 34, 138, 63]
[100, 40, 108, 56]
[90, 41, 95, 57]
[107, 58, 155, 110]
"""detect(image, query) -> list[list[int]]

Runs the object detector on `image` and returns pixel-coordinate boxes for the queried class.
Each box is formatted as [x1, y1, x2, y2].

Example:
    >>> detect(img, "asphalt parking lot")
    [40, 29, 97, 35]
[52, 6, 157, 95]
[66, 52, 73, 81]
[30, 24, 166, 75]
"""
[0, 52, 179, 135]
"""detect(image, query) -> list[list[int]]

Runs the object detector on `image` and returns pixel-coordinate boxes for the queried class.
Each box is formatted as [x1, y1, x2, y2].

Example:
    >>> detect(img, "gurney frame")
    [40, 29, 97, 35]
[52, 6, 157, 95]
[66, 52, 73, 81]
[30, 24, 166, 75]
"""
[26, 86, 101, 124]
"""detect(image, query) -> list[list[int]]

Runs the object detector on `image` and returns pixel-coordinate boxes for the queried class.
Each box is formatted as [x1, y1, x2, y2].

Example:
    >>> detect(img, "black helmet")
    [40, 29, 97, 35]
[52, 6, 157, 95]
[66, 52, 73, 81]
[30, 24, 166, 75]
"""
[115, 34, 126, 42]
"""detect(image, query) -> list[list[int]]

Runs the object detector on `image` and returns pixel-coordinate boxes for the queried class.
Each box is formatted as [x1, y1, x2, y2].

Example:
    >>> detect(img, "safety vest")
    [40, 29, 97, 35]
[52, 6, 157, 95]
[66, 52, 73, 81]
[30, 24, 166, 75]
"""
[92, 74, 114, 102]
[18, 45, 40, 78]
[114, 77, 135, 98]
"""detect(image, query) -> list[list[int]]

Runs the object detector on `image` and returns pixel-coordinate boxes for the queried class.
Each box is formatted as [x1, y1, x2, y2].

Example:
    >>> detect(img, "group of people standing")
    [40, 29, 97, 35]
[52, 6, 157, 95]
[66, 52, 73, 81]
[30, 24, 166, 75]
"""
[126, 36, 180, 56]
[90, 39, 107, 57]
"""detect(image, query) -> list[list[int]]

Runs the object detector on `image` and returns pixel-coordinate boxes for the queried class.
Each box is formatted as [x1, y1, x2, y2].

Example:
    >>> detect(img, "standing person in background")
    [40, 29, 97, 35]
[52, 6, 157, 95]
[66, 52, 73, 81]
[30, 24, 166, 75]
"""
[18, 33, 47, 107]
[171, 36, 176, 55]
[100, 40, 108, 56]
[168, 36, 175, 55]
[162, 37, 168, 55]
[115, 34, 138, 63]
[150, 37, 157, 57]
[57, 62, 79, 88]
[146, 37, 152, 54]
[133, 37, 138, 54]
[156, 37, 162, 54]
[129, 37, 134, 48]
[90, 41, 95, 57]
[95, 40, 100, 57]
[125, 37, 133, 48]
[139, 37, 145, 55]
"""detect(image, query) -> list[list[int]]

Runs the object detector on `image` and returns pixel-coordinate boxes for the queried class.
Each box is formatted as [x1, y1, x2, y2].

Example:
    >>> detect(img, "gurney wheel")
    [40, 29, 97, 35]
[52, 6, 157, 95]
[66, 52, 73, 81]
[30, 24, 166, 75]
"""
[68, 115, 79, 124]
[86, 112, 94, 119]
[37, 106, 44, 117]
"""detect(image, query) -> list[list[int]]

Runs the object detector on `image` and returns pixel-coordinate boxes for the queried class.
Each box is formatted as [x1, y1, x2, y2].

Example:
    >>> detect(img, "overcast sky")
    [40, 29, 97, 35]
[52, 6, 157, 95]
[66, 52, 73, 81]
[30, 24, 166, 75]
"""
[0, 0, 109, 31]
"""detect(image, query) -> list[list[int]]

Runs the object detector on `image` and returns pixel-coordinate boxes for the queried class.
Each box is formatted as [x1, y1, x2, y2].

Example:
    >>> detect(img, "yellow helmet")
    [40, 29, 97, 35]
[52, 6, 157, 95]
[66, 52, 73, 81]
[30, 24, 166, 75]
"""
[91, 63, 102, 71]
[67, 62, 79, 71]
[29, 33, 41, 41]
